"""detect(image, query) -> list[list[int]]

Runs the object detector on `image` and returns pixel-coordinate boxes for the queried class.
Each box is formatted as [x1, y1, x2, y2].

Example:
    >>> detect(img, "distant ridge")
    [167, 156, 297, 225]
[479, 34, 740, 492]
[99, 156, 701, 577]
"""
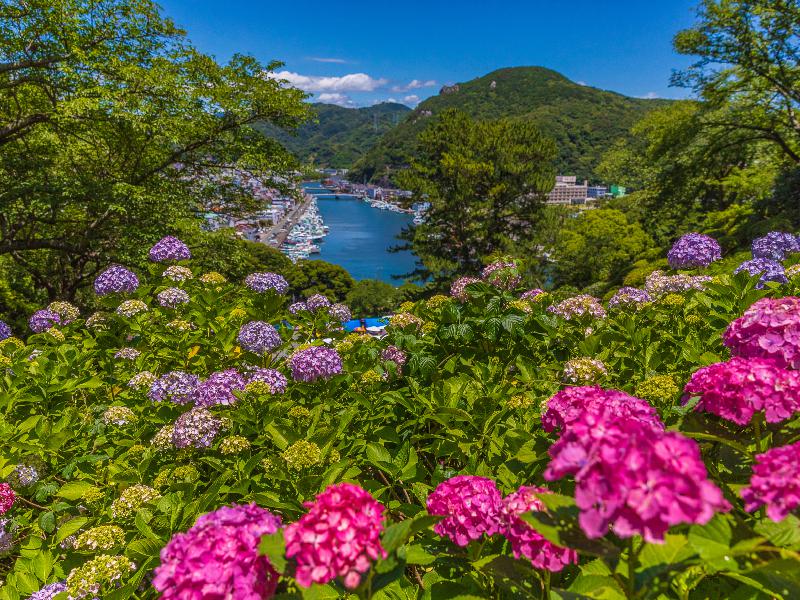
[349, 66, 672, 182]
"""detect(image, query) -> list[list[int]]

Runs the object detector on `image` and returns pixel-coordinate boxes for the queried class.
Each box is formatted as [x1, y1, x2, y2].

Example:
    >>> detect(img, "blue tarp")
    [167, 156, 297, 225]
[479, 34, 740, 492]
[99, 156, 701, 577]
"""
[343, 317, 390, 332]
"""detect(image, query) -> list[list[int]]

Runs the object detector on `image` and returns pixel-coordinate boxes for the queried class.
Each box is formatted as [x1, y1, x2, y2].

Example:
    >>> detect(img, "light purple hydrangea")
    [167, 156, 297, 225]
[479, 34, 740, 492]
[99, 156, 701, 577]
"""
[751, 232, 800, 261]
[548, 295, 606, 320]
[29, 310, 61, 333]
[114, 347, 140, 360]
[246, 367, 288, 395]
[289, 346, 343, 382]
[94, 265, 139, 296]
[288, 301, 307, 315]
[0, 320, 10, 341]
[237, 321, 281, 355]
[450, 277, 481, 302]
[306, 294, 331, 312]
[328, 303, 352, 322]
[149, 236, 191, 262]
[735, 258, 788, 288]
[172, 407, 223, 449]
[644, 270, 712, 296]
[667, 233, 722, 269]
[381, 345, 407, 367]
[244, 272, 289, 294]
[148, 371, 200, 405]
[481, 260, 522, 290]
[192, 369, 247, 407]
[28, 581, 67, 600]
[520, 289, 545, 301]
[157, 287, 190, 308]
[608, 287, 652, 309]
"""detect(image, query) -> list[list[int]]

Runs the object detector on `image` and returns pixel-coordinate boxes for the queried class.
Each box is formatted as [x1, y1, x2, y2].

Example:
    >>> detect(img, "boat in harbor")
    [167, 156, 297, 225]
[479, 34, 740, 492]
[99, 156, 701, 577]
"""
[279, 197, 328, 262]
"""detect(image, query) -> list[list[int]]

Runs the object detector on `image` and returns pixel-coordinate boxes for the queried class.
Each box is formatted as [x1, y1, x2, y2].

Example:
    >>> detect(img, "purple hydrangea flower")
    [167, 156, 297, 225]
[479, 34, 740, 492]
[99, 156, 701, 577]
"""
[237, 321, 281, 355]
[306, 294, 331, 312]
[328, 303, 352, 322]
[0, 320, 10, 341]
[735, 258, 788, 288]
[114, 347, 140, 360]
[29, 582, 67, 600]
[751, 232, 800, 261]
[29, 310, 61, 333]
[667, 233, 722, 269]
[608, 287, 652, 309]
[192, 369, 246, 407]
[172, 408, 223, 449]
[149, 236, 191, 262]
[289, 347, 343, 382]
[94, 265, 139, 296]
[289, 301, 307, 315]
[246, 367, 288, 394]
[245, 272, 289, 294]
[381, 345, 407, 367]
[157, 287, 190, 308]
[148, 371, 200, 405]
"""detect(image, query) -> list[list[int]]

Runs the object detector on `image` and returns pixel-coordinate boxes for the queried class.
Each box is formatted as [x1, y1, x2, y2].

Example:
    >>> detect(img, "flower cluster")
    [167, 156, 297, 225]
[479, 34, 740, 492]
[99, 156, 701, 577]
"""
[426, 294, 451, 309]
[751, 231, 800, 261]
[148, 371, 199, 405]
[635, 375, 680, 404]
[288, 301, 307, 315]
[29, 309, 61, 333]
[427, 476, 506, 546]
[306, 293, 331, 312]
[152, 424, 175, 450]
[154, 503, 282, 599]
[157, 287, 190, 308]
[390, 312, 423, 329]
[741, 441, 800, 522]
[12, 463, 40, 487]
[128, 370, 156, 390]
[116, 299, 148, 317]
[381, 345, 407, 368]
[172, 408, 223, 449]
[723, 297, 800, 369]
[520, 288, 545, 302]
[237, 321, 281, 355]
[149, 236, 191, 262]
[282, 440, 323, 470]
[450, 276, 480, 302]
[0, 483, 15, 514]
[667, 233, 722, 269]
[110, 484, 160, 518]
[735, 258, 788, 288]
[65, 555, 135, 600]
[644, 270, 711, 297]
[219, 435, 251, 455]
[47, 301, 79, 324]
[85, 311, 110, 329]
[244, 367, 288, 395]
[548, 295, 606, 320]
[545, 408, 729, 542]
[289, 346, 343, 382]
[328, 303, 352, 322]
[541, 386, 662, 434]
[114, 347, 140, 360]
[163, 265, 193, 281]
[683, 357, 800, 425]
[0, 321, 10, 341]
[74, 525, 126, 551]
[94, 265, 139, 296]
[608, 287, 652, 309]
[285, 483, 387, 589]
[482, 259, 521, 290]
[29, 582, 66, 600]
[103, 406, 137, 426]
[503, 486, 578, 571]
[563, 358, 607, 384]
[788, 264, 800, 279]
[244, 272, 288, 294]
[193, 369, 246, 407]
[200, 271, 227, 285]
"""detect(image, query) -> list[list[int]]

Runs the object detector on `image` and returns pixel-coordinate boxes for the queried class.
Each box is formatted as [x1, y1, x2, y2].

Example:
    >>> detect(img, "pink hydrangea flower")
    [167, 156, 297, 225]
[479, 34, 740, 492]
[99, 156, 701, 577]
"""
[542, 386, 663, 433]
[0, 483, 14, 514]
[683, 357, 800, 425]
[723, 297, 800, 369]
[502, 486, 578, 571]
[545, 407, 730, 543]
[284, 483, 387, 590]
[152, 503, 282, 599]
[450, 277, 480, 302]
[741, 441, 800, 522]
[427, 475, 505, 546]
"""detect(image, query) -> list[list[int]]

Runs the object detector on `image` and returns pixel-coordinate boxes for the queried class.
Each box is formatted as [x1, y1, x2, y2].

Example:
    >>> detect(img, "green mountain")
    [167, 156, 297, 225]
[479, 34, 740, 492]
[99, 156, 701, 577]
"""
[349, 66, 672, 183]
[257, 102, 411, 169]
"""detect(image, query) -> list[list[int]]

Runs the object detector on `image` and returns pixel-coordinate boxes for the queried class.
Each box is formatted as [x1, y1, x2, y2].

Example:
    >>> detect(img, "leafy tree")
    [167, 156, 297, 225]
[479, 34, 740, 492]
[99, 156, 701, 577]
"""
[346, 279, 401, 317]
[289, 260, 355, 302]
[0, 0, 308, 306]
[397, 109, 556, 284]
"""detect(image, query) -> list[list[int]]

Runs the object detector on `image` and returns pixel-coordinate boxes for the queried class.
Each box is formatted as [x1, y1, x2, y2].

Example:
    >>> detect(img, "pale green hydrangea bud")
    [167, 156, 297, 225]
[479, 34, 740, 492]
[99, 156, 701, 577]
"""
[66, 555, 136, 600]
[110, 485, 160, 518]
[74, 526, 126, 551]
[282, 440, 322, 471]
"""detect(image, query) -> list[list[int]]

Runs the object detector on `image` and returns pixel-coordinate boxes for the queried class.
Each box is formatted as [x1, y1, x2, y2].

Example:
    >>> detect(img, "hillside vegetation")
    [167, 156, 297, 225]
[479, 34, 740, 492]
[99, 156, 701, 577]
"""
[349, 67, 671, 183]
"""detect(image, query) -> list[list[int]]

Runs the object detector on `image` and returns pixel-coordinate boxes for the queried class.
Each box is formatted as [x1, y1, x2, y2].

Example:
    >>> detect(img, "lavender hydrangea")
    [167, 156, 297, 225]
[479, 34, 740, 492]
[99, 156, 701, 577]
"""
[735, 258, 788, 288]
[149, 236, 191, 262]
[289, 346, 343, 382]
[306, 294, 331, 312]
[94, 265, 139, 296]
[548, 295, 606, 320]
[751, 232, 800, 261]
[237, 321, 281, 355]
[608, 287, 652, 310]
[157, 287, 190, 308]
[0, 321, 10, 341]
[148, 371, 200, 405]
[244, 272, 289, 294]
[114, 347, 140, 360]
[192, 369, 246, 407]
[667, 233, 722, 269]
[28, 581, 67, 600]
[246, 367, 288, 395]
[172, 408, 223, 449]
[328, 303, 352, 322]
[29, 309, 61, 333]
[289, 301, 307, 315]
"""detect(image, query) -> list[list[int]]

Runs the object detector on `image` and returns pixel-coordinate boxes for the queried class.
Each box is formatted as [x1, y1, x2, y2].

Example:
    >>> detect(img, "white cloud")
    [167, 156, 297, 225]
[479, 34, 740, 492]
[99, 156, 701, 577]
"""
[641, 91, 659, 99]
[577, 80, 587, 86]
[270, 70, 388, 92]
[308, 57, 348, 64]
[317, 93, 355, 107]
[402, 94, 421, 107]
[391, 79, 438, 93]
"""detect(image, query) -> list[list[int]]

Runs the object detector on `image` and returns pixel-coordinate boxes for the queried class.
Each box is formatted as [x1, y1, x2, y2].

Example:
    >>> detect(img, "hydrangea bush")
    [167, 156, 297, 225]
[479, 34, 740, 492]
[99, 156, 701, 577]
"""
[2, 233, 800, 599]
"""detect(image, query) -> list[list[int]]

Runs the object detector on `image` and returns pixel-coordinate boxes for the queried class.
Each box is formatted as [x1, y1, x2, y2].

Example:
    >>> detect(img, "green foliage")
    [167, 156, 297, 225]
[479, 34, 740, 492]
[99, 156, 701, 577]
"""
[346, 279, 402, 317]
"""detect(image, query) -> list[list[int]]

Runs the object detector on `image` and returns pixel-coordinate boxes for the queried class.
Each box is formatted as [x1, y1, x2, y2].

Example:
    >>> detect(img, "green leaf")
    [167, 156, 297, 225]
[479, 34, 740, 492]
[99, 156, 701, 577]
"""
[56, 481, 97, 501]
[259, 530, 287, 573]
[688, 514, 733, 560]
[55, 517, 88, 543]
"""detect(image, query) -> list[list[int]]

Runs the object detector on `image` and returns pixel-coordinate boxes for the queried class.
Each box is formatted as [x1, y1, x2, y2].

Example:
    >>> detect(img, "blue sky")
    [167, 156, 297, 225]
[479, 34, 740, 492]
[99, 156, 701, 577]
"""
[158, 0, 700, 107]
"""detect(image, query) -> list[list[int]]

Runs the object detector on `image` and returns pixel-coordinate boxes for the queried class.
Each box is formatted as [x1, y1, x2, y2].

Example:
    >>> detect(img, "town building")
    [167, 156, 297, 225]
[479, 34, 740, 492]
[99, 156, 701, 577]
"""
[547, 176, 589, 205]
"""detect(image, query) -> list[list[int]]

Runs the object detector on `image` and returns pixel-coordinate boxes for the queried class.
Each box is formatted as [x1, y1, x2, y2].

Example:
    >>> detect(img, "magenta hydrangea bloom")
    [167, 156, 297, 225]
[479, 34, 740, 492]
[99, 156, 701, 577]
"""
[153, 503, 282, 599]
[237, 321, 281, 355]
[723, 297, 800, 369]
[751, 231, 800, 261]
[427, 475, 505, 546]
[172, 408, 223, 449]
[94, 265, 139, 296]
[735, 258, 788, 288]
[608, 287, 652, 310]
[0, 320, 10, 341]
[450, 277, 480, 302]
[289, 347, 343, 382]
[284, 483, 387, 589]
[244, 272, 289, 294]
[148, 371, 200, 405]
[482, 260, 521, 290]
[683, 357, 800, 425]
[545, 407, 730, 542]
[192, 369, 246, 407]
[29, 309, 61, 333]
[542, 386, 663, 433]
[149, 236, 191, 262]
[305, 294, 331, 312]
[245, 367, 288, 395]
[741, 441, 800, 522]
[380, 345, 407, 367]
[548, 295, 606, 320]
[667, 233, 722, 269]
[503, 486, 578, 571]
[0, 483, 15, 514]
[520, 289, 545, 301]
